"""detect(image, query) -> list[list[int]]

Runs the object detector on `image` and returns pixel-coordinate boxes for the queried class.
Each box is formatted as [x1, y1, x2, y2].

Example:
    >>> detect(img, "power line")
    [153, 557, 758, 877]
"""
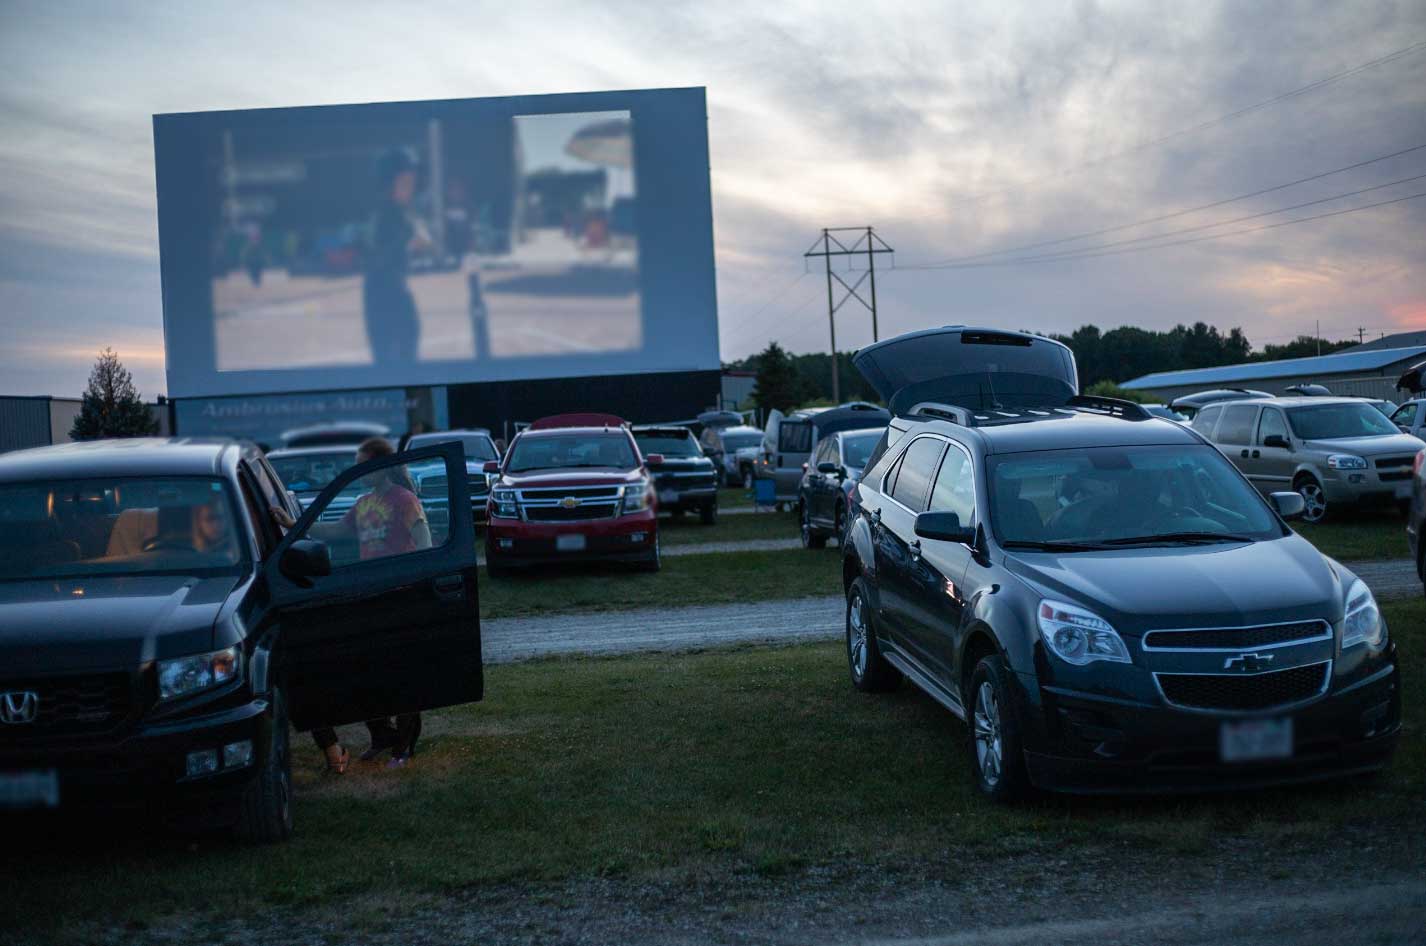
[900, 172, 1426, 270]
[901, 142, 1426, 267]
[719, 269, 809, 341]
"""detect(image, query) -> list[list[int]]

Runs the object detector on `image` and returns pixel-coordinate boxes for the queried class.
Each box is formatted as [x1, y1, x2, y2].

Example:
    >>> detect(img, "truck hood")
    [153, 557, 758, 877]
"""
[648, 457, 714, 471]
[498, 468, 645, 489]
[852, 326, 1078, 415]
[0, 575, 239, 676]
[1302, 433, 1425, 456]
[1004, 536, 1346, 634]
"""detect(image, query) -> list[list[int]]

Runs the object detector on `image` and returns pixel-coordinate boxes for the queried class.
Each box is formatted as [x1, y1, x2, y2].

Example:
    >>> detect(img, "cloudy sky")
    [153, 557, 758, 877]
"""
[2, 0, 1424, 398]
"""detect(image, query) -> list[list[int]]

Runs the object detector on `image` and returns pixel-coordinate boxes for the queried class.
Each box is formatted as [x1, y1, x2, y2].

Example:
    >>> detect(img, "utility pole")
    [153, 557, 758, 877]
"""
[804, 227, 895, 405]
[1357, 326, 1366, 345]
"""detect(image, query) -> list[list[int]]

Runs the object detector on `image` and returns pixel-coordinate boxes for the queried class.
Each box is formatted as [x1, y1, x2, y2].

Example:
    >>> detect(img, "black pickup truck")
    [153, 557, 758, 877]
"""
[631, 426, 720, 524]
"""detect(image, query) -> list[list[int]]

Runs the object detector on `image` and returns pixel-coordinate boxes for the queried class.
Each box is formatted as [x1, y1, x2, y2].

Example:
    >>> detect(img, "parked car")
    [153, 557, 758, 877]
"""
[277, 421, 390, 449]
[0, 439, 482, 837]
[1190, 396, 1425, 522]
[1389, 398, 1426, 439]
[1409, 447, 1426, 595]
[796, 426, 886, 548]
[1168, 388, 1272, 418]
[1284, 383, 1333, 397]
[483, 414, 661, 576]
[758, 402, 890, 509]
[840, 326, 1399, 799]
[632, 426, 719, 524]
[1141, 403, 1188, 422]
[404, 429, 500, 526]
[699, 424, 765, 487]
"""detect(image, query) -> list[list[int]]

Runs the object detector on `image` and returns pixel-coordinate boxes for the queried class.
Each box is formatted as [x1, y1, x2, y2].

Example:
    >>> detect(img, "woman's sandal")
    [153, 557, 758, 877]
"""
[324, 745, 350, 775]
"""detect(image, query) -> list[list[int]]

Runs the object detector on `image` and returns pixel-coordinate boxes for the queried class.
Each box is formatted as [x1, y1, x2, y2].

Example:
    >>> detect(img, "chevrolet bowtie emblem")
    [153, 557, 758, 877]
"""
[1224, 652, 1274, 672]
[560, 497, 581, 509]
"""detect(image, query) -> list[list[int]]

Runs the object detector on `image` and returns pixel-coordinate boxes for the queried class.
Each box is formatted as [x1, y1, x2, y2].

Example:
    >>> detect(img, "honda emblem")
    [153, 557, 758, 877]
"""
[0, 690, 39, 725]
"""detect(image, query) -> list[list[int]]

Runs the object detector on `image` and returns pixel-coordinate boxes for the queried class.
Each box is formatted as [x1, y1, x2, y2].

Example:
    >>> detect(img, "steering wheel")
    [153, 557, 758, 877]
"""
[142, 537, 197, 553]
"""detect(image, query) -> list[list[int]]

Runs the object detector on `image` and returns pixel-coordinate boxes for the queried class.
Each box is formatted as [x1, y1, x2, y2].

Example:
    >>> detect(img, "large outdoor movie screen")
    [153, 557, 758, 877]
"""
[154, 88, 718, 398]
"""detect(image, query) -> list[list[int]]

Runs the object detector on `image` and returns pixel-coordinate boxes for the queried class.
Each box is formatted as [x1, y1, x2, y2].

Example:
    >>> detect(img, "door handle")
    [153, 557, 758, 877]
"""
[1240, 449, 1250, 458]
[432, 575, 465, 601]
[1251, 449, 1260, 459]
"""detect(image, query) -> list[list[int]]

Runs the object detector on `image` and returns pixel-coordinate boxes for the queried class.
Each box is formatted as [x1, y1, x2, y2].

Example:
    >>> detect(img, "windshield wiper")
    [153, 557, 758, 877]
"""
[1002, 540, 1111, 552]
[1100, 531, 1256, 546]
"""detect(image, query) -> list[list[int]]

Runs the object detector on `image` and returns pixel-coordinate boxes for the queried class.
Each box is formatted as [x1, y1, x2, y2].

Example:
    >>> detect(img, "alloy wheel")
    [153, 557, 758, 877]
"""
[973, 681, 1003, 788]
[1297, 481, 1327, 523]
[847, 591, 868, 680]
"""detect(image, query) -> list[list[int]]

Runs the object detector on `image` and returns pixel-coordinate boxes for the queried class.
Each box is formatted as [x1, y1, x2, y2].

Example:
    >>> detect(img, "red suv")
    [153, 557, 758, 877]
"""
[483, 414, 663, 576]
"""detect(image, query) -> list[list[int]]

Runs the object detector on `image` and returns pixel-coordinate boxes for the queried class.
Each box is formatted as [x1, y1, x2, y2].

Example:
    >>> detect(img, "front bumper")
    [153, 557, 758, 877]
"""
[0, 696, 270, 811]
[1015, 655, 1400, 794]
[658, 486, 718, 512]
[1321, 470, 1413, 507]
[485, 510, 658, 566]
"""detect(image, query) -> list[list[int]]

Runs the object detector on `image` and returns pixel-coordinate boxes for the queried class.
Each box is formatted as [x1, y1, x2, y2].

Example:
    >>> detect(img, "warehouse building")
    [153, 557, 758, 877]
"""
[1121, 345, 1426, 403]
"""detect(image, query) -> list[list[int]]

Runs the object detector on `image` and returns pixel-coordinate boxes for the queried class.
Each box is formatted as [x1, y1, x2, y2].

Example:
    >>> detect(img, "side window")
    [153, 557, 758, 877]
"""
[1214, 405, 1258, 444]
[1390, 403, 1417, 427]
[779, 422, 812, 455]
[929, 446, 975, 526]
[296, 459, 447, 569]
[1257, 409, 1290, 445]
[236, 475, 275, 559]
[816, 438, 836, 465]
[881, 451, 906, 497]
[890, 437, 946, 512]
[1190, 405, 1222, 436]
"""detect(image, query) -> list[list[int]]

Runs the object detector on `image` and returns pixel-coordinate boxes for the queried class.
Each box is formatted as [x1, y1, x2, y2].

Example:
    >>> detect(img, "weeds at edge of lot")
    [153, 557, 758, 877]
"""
[6, 600, 1423, 943]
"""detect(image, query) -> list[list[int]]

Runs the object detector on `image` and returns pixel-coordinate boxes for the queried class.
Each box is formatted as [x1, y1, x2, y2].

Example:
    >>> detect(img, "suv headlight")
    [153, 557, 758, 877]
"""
[622, 483, 651, 515]
[490, 488, 518, 518]
[1342, 578, 1384, 648]
[1326, 454, 1367, 470]
[1037, 600, 1131, 666]
[158, 646, 241, 701]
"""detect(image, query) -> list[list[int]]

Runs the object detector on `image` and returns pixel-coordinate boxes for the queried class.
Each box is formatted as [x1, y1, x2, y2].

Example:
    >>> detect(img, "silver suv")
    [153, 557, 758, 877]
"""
[1191, 396, 1425, 522]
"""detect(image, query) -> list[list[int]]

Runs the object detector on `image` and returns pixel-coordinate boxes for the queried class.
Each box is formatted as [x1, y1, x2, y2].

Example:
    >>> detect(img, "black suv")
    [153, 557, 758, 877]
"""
[0, 439, 483, 838]
[841, 327, 1400, 798]
[631, 426, 720, 524]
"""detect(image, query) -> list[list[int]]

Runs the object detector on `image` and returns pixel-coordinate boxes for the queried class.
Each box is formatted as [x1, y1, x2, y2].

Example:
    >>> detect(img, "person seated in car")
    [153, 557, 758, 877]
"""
[270, 436, 430, 772]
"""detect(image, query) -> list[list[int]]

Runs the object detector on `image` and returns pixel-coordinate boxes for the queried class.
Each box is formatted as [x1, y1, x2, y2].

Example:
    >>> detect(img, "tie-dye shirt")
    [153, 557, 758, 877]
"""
[342, 484, 426, 560]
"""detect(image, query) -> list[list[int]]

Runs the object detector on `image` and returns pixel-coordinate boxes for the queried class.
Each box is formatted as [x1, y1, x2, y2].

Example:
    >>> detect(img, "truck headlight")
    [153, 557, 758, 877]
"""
[490, 488, 518, 518]
[158, 646, 241, 701]
[1342, 578, 1384, 648]
[1038, 600, 1130, 666]
[1326, 454, 1367, 470]
[622, 483, 651, 514]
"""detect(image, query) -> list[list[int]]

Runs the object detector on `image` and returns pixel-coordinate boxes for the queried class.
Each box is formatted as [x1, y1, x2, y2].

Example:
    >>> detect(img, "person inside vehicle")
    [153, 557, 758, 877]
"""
[270, 436, 430, 772]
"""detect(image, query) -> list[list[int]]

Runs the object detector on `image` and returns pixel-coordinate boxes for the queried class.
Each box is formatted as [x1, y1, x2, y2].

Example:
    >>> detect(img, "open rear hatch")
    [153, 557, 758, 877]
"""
[852, 326, 1078, 416]
[1397, 360, 1425, 395]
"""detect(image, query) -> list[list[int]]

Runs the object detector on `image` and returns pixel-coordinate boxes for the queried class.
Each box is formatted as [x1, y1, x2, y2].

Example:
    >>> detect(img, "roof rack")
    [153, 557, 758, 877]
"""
[1066, 395, 1152, 420]
[907, 401, 979, 427]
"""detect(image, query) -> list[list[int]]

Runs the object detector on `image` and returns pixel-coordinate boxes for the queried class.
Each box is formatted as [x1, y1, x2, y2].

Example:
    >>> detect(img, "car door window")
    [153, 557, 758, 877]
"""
[929, 445, 976, 526]
[1190, 405, 1222, 436]
[293, 459, 448, 568]
[1257, 409, 1289, 445]
[1214, 405, 1258, 444]
[1390, 403, 1417, 427]
[890, 437, 946, 512]
[237, 475, 277, 559]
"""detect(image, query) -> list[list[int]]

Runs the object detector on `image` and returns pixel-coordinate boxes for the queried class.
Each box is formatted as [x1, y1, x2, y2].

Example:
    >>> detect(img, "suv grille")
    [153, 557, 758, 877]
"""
[520, 487, 621, 501]
[1156, 662, 1329, 712]
[1375, 455, 1414, 469]
[525, 504, 620, 522]
[1143, 621, 1330, 651]
[0, 672, 138, 740]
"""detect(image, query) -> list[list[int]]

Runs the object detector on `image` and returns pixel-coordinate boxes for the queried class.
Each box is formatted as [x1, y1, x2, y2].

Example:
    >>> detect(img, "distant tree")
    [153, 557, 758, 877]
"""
[71, 348, 158, 440]
[1084, 380, 1153, 403]
[749, 342, 805, 414]
[1250, 335, 1356, 362]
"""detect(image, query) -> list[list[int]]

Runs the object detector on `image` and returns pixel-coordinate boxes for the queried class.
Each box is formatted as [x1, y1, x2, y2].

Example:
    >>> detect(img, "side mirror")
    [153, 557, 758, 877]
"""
[482, 460, 500, 474]
[915, 510, 977, 545]
[1269, 491, 1306, 521]
[1263, 434, 1290, 449]
[280, 538, 332, 581]
[816, 461, 839, 475]
[646, 453, 665, 466]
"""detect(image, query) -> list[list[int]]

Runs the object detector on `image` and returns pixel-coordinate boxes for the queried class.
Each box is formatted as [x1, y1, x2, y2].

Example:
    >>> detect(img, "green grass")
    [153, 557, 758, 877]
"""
[479, 548, 838, 619]
[658, 507, 793, 546]
[718, 486, 754, 508]
[11, 600, 1422, 942]
[1294, 510, 1411, 561]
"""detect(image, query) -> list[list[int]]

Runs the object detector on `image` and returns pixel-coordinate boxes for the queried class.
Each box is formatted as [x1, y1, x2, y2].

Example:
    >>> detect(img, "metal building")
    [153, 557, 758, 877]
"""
[1121, 345, 1426, 403]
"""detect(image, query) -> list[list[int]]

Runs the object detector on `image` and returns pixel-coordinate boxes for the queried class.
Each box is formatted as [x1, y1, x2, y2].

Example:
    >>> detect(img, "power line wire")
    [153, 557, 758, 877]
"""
[719, 269, 808, 341]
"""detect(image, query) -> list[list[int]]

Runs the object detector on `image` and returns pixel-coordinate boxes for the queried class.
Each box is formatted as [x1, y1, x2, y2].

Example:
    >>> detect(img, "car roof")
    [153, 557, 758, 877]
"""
[0, 438, 250, 483]
[265, 445, 358, 459]
[1210, 396, 1376, 409]
[631, 426, 695, 437]
[517, 425, 632, 440]
[408, 428, 492, 440]
[902, 409, 1202, 455]
[719, 425, 762, 436]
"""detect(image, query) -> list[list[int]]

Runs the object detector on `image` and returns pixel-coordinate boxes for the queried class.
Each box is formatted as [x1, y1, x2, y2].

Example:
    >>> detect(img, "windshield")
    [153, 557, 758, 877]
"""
[1286, 403, 1398, 440]
[408, 434, 498, 461]
[0, 476, 247, 581]
[506, 433, 638, 472]
[722, 433, 762, 451]
[268, 451, 353, 493]
[989, 445, 1282, 547]
[842, 431, 882, 468]
[633, 432, 701, 458]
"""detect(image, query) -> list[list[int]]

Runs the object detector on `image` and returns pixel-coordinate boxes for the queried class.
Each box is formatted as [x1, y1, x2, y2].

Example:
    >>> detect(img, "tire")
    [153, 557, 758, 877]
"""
[235, 686, 294, 844]
[800, 502, 827, 549]
[700, 501, 718, 525]
[1294, 475, 1329, 524]
[846, 577, 900, 692]
[967, 655, 1030, 803]
[833, 502, 846, 546]
[636, 533, 662, 572]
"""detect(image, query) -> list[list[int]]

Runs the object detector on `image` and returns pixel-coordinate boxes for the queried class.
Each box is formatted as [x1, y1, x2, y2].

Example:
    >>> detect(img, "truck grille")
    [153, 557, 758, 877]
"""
[1375, 455, 1415, 469]
[525, 504, 620, 522]
[1155, 662, 1330, 712]
[519, 487, 621, 501]
[1142, 621, 1330, 651]
[0, 671, 140, 741]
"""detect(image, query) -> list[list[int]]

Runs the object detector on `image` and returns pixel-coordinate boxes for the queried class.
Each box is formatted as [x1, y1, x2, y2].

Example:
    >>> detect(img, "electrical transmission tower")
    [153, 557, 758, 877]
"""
[804, 227, 894, 403]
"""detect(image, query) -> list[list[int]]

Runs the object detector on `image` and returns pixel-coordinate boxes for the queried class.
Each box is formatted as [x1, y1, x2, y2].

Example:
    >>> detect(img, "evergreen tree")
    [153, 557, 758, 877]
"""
[749, 342, 805, 413]
[71, 348, 159, 440]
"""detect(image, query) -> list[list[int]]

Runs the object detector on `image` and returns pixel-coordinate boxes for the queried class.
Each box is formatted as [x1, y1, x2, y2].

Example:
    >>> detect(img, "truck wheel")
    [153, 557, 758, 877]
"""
[967, 655, 1030, 803]
[1294, 475, 1329, 523]
[236, 686, 294, 844]
[801, 503, 826, 549]
[636, 534, 662, 572]
[700, 501, 718, 525]
[846, 577, 900, 692]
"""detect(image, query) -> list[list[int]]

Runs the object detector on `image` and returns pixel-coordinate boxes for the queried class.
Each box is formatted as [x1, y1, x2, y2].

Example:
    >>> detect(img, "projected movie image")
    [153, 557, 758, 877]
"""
[210, 110, 639, 371]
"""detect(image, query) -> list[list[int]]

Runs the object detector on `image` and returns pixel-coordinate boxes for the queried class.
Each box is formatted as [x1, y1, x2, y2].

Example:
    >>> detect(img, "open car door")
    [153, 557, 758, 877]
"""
[264, 442, 483, 731]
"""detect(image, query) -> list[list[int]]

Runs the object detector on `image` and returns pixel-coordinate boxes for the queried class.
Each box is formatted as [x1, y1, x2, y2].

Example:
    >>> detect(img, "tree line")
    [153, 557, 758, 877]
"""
[731, 323, 1358, 413]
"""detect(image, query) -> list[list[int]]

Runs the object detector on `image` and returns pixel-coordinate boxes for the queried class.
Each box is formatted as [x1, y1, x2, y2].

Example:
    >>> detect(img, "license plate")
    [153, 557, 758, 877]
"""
[658, 490, 678, 504]
[0, 770, 60, 809]
[1220, 718, 1293, 763]
[555, 534, 587, 552]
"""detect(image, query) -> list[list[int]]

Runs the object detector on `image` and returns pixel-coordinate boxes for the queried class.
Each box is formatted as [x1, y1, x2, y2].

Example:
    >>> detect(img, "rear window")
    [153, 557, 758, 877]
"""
[633, 431, 702, 457]
[268, 451, 353, 492]
[778, 422, 813, 454]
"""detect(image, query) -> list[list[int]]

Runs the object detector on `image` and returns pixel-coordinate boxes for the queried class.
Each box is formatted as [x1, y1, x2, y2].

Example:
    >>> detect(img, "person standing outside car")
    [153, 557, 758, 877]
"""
[363, 147, 431, 365]
[270, 437, 430, 770]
